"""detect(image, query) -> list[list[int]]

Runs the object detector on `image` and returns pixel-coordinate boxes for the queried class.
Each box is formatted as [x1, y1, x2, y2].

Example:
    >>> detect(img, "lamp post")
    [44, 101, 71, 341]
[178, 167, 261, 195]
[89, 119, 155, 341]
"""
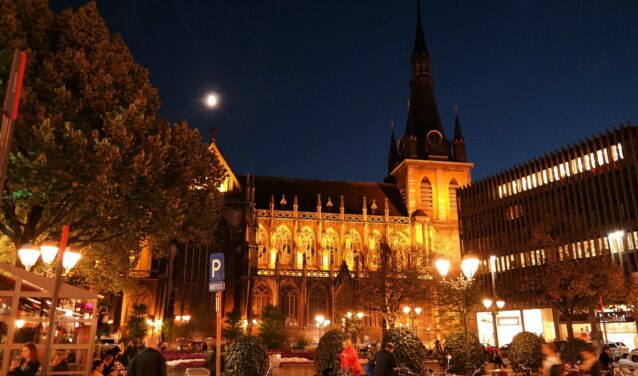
[435, 254, 480, 375]
[315, 315, 331, 337]
[402, 305, 423, 337]
[17, 225, 81, 376]
[482, 298, 505, 348]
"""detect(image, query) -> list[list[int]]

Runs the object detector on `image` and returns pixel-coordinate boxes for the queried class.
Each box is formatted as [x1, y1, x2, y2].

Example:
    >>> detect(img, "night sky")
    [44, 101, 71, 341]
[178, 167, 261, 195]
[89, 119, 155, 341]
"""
[54, 1, 638, 182]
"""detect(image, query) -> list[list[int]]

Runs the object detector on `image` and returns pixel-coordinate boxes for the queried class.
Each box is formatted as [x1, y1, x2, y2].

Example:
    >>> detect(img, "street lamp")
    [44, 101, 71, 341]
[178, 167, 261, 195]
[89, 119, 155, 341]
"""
[315, 315, 330, 337]
[436, 254, 479, 375]
[482, 298, 506, 348]
[402, 305, 423, 337]
[17, 226, 81, 376]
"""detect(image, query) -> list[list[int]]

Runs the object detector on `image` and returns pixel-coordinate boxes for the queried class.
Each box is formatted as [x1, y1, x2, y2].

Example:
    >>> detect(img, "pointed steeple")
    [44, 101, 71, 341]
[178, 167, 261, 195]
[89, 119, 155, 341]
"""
[387, 120, 401, 175]
[453, 105, 467, 162]
[402, 0, 448, 160]
[453, 105, 464, 141]
[413, 0, 429, 55]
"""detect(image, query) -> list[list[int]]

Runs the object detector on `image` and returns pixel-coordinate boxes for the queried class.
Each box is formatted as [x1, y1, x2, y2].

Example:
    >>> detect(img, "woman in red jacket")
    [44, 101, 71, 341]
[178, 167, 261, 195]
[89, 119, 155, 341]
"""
[340, 339, 363, 376]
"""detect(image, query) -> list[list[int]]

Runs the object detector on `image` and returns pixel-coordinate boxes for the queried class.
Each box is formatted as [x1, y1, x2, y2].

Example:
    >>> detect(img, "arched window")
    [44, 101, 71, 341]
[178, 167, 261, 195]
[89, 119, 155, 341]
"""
[256, 226, 269, 267]
[449, 179, 459, 219]
[322, 229, 339, 270]
[344, 230, 363, 271]
[368, 230, 383, 271]
[389, 231, 410, 268]
[420, 177, 433, 212]
[297, 227, 315, 268]
[252, 283, 272, 316]
[308, 284, 329, 319]
[272, 226, 292, 266]
[280, 284, 299, 326]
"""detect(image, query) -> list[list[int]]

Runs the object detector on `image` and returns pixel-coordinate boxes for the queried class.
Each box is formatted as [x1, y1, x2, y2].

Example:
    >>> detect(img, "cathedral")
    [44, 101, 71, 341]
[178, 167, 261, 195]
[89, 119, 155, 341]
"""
[213, 4, 474, 343]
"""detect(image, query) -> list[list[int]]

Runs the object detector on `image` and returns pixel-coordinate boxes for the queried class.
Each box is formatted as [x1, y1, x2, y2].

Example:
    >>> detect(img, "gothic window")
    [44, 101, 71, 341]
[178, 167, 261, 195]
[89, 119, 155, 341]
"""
[308, 284, 329, 319]
[280, 284, 299, 326]
[449, 179, 459, 219]
[420, 177, 433, 212]
[256, 226, 269, 267]
[322, 229, 339, 269]
[297, 227, 316, 268]
[272, 226, 292, 266]
[389, 231, 410, 268]
[368, 230, 383, 271]
[252, 283, 272, 316]
[344, 230, 362, 271]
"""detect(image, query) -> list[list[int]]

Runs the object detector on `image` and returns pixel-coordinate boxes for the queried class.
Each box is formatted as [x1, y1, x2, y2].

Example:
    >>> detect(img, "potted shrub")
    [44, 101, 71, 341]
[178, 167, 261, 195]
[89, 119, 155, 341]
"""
[223, 335, 269, 376]
[315, 329, 348, 373]
[444, 330, 486, 374]
[508, 332, 543, 369]
[383, 327, 428, 375]
[560, 339, 587, 363]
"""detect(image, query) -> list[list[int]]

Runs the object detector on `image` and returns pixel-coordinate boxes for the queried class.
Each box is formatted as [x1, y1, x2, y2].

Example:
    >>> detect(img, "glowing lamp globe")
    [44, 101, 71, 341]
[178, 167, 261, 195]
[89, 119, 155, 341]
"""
[435, 258, 450, 279]
[403, 306, 411, 315]
[414, 307, 422, 315]
[40, 240, 59, 265]
[496, 299, 506, 310]
[461, 254, 480, 279]
[205, 93, 219, 108]
[18, 244, 40, 270]
[62, 248, 81, 272]
[482, 298, 493, 309]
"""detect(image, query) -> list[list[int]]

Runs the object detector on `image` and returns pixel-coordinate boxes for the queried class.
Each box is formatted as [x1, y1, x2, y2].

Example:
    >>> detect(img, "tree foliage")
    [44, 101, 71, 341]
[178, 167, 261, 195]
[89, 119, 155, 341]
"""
[315, 329, 348, 372]
[222, 309, 245, 343]
[444, 330, 485, 373]
[223, 335, 269, 376]
[257, 305, 286, 349]
[521, 255, 626, 339]
[508, 332, 543, 369]
[356, 243, 433, 327]
[435, 273, 481, 332]
[383, 327, 428, 374]
[559, 339, 587, 363]
[125, 304, 149, 343]
[0, 0, 225, 292]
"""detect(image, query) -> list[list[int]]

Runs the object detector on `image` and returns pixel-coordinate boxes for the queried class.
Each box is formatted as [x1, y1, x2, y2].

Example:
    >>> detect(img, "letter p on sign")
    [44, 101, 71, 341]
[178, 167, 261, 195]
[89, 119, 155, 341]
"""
[210, 253, 225, 282]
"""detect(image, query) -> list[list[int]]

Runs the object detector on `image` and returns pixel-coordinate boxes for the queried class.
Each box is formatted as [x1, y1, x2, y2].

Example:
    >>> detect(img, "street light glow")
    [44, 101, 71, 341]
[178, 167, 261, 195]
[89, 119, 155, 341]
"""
[461, 254, 480, 279]
[435, 258, 450, 279]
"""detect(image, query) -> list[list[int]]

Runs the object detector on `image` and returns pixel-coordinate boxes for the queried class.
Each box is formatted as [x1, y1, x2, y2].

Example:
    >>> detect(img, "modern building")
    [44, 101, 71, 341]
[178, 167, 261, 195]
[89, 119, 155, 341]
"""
[458, 125, 638, 346]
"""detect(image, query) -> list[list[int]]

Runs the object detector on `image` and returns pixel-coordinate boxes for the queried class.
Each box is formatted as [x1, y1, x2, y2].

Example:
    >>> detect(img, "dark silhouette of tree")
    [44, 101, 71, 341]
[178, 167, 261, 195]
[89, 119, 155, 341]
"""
[0, 1, 225, 292]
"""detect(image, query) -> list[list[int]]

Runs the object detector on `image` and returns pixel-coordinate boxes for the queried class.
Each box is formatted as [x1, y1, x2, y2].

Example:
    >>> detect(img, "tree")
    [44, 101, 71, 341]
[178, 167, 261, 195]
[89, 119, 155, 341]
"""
[522, 255, 626, 339]
[436, 274, 481, 333]
[125, 304, 149, 343]
[315, 329, 348, 373]
[356, 243, 433, 328]
[0, 1, 225, 292]
[383, 327, 428, 374]
[222, 309, 245, 343]
[257, 305, 286, 349]
[508, 332, 543, 369]
[223, 335, 269, 376]
[444, 330, 485, 373]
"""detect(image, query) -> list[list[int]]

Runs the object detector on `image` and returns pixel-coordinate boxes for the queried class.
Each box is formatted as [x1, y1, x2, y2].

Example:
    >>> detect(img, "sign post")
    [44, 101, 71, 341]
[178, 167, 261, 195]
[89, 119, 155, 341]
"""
[209, 253, 225, 376]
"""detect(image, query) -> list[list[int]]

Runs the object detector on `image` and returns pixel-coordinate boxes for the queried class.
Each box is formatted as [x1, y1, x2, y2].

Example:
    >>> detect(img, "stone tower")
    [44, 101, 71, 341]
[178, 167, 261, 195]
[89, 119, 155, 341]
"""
[388, 1, 473, 262]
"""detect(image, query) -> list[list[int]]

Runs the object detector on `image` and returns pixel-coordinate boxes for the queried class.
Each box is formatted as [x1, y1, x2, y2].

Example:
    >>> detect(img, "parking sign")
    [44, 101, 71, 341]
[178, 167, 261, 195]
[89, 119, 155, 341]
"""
[209, 253, 225, 292]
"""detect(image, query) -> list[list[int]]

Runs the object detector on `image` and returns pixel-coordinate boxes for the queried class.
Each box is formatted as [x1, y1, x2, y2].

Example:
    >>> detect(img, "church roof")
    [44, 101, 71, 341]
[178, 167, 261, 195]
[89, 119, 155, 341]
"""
[243, 176, 408, 217]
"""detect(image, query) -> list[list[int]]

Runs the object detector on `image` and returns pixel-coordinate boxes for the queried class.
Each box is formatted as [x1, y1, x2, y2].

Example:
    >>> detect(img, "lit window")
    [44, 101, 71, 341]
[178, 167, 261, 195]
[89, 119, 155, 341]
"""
[618, 143, 624, 159]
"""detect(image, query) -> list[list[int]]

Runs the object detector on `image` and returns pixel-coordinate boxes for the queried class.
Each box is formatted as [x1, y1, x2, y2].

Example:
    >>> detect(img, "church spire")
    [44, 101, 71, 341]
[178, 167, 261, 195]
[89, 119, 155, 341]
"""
[413, 0, 429, 56]
[453, 105, 467, 162]
[387, 120, 400, 174]
[402, 0, 448, 160]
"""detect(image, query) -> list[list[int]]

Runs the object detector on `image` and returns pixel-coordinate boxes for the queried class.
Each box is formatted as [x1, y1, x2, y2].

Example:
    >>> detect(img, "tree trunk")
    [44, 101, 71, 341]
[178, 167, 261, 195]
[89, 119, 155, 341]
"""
[566, 313, 574, 339]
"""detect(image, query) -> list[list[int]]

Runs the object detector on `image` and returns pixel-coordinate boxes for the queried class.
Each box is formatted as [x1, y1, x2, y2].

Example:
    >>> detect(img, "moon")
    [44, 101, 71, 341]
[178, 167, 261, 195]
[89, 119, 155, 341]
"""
[204, 93, 219, 108]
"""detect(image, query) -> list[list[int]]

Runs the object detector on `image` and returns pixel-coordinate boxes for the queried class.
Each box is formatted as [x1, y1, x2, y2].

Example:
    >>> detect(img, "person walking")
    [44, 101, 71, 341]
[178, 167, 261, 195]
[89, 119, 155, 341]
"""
[123, 340, 138, 366]
[127, 337, 167, 376]
[340, 339, 363, 376]
[541, 342, 562, 376]
[373, 342, 399, 376]
[494, 349, 506, 369]
[599, 346, 613, 372]
[8, 342, 40, 376]
[579, 346, 600, 376]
